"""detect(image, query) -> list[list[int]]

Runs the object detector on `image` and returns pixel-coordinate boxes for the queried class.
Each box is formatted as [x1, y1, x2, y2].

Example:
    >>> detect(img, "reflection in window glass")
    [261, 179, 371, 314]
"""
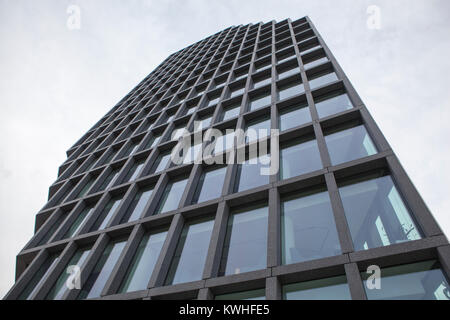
[64, 205, 95, 239]
[281, 191, 341, 265]
[91, 196, 123, 231]
[230, 87, 245, 98]
[283, 276, 351, 300]
[249, 93, 271, 111]
[280, 139, 322, 179]
[165, 218, 214, 285]
[361, 260, 450, 300]
[192, 167, 227, 204]
[121, 187, 153, 223]
[151, 152, 171, 173]
[304, 56, 328, 69]
[219, 205, 268, 276]
[245, 117, 271, 144]
[98, 168, 120, 191]
[222, 104, 241, 121]
[76, 178, 95, 199]
[182, 143, 203, 164]
[123, 160, 145, 182]
[325, 125, 377, 165]
[315, 92, 353, 118]
[18, 253, 60, 300]
[279, 104, 311, 131]
[46, 247, 91, 300]
[216, 289, 266, 300]
[253, 77, 271, 89]
[213, 131, 235, 155]
[156, 178, 188, 214]
[119, 231, 167, 293]
[278, 67, 299, 79]
[339, 175, 421, 251]
[308, 72, 338, 90]
[278, 80, 305, 101]
[235, 154, 271, 192]
[78, 239, 127, 299]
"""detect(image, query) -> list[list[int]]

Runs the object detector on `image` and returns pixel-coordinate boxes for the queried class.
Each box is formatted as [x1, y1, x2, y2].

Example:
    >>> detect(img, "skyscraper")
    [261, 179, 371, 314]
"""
[5, 17, 450, 300]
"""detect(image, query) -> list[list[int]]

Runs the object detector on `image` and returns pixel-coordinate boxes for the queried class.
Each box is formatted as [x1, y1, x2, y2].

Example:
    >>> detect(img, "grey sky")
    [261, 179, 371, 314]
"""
[0, 0, 449, 298]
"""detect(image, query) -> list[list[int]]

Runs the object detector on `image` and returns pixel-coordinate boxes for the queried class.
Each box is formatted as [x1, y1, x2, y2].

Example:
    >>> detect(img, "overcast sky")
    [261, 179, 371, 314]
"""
[1, 0, 449, 298]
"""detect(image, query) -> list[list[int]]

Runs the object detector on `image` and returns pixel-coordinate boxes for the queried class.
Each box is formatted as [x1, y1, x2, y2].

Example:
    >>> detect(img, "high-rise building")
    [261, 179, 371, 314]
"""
[5, 17, 450, 300]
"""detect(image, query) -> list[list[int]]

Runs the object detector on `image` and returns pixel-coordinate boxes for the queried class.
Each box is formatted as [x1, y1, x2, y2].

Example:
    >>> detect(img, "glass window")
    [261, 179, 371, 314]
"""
[90, 196, 123, 231]
[235, 154, 271, 192]
[283, 276, 351, 300]
[78, 238, 127, 299]
[339, 175, 421, 251]
[325, 125, 377, 165]
[123, 160, 145, 182]
[156, 177, 188, 214]
[304, 56, 328, 69]
[98, 168, 120, 191]
[277, 53, 295, 64]
[255, 62, 271, 73]
[278, 80, 305, 101]
[119, 231, 167, 293]
[221, 104, 241, 121]
[18, 253, 60, 300]
[279, 104, 311, 131]
[315, 92, 353, 118]
[216, 289, 266, 300]
[171, 127, 187, 141]
[151, 152, 171, 173]
[122, 141, 140, 158]
[245, 117, 271, 144]
[281, 190, 341, 265]
[361, 260, 450, 300]
[253, 77, 271, 89]
[230, 87, 245, 98]
[165, 218, 214, 285]
[207, 95, 221, 107]
[38, 214, 66, 246]
[219, 204, 268, 276]
[185, 106, 196, 115]
[278, 66, 299, 79]
[213, 131, 235, 155]
[76, 178, 95, 199]
[149, 134, 161, 149]
[192, 167, 227, 204]
[64, 205, 95, 239]
[280, 139, 322, 179]
[121, 187, 153, 223]
[46, 247, 91, 300]
[249, 93, 271, 111]
[194, 115, 213, 131]
[308, 72, 338, 90]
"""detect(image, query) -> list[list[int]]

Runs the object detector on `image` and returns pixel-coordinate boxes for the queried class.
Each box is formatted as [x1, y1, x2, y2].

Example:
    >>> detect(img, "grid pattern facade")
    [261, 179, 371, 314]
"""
[5, 17, 450, 300]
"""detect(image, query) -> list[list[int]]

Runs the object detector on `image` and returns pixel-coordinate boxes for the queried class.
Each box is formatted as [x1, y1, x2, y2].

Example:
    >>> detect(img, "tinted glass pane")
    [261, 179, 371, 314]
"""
[38, 214, 66, 245]
[309, 72, 338, 90]
[182, 143, 203, 164]
[280, 139, 322, 179]
[278, 67, 299, 79]
[282, 191, 341, 265]
[213, 131, 235, 155]
[19, 254, 60, 300]
[230, 87, 245, 98]
[222, 105, 240, 121]
[64, 205, 94, 239]
[165, 218, 214, 285]
[253, 77, 271, 89]
[78, 239, 127, 299]
[304, 56, 328, 69]
[278, 81, 305, 100]
[121, 187, 153, 223]
[150, 135, 161, 149]
[279, 104, 311, 131]
[361, 261, 450, 300]
[120, 231, 167, 293]
[339, 175, 421, 251]
[236, 154, 271, 192]
[245, 117, 271, 144]
[46, 248, 91, 300]
[315, 92, 353, 118]
[76, 178, 95, 199]
[325, 125, 377, 165]
[216, 289, 266, 300]
[151, 152, 171, 173]
[249, 94, 271, 111]
[156, 178, 188, 214]
[124, 161, 145, 182]
[98, 169, 120, 191]
[91, 197, 122, 231]
[192, 167, 227, 204]
[220, 205, 268, 276]
[283, 276, 351, 300]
